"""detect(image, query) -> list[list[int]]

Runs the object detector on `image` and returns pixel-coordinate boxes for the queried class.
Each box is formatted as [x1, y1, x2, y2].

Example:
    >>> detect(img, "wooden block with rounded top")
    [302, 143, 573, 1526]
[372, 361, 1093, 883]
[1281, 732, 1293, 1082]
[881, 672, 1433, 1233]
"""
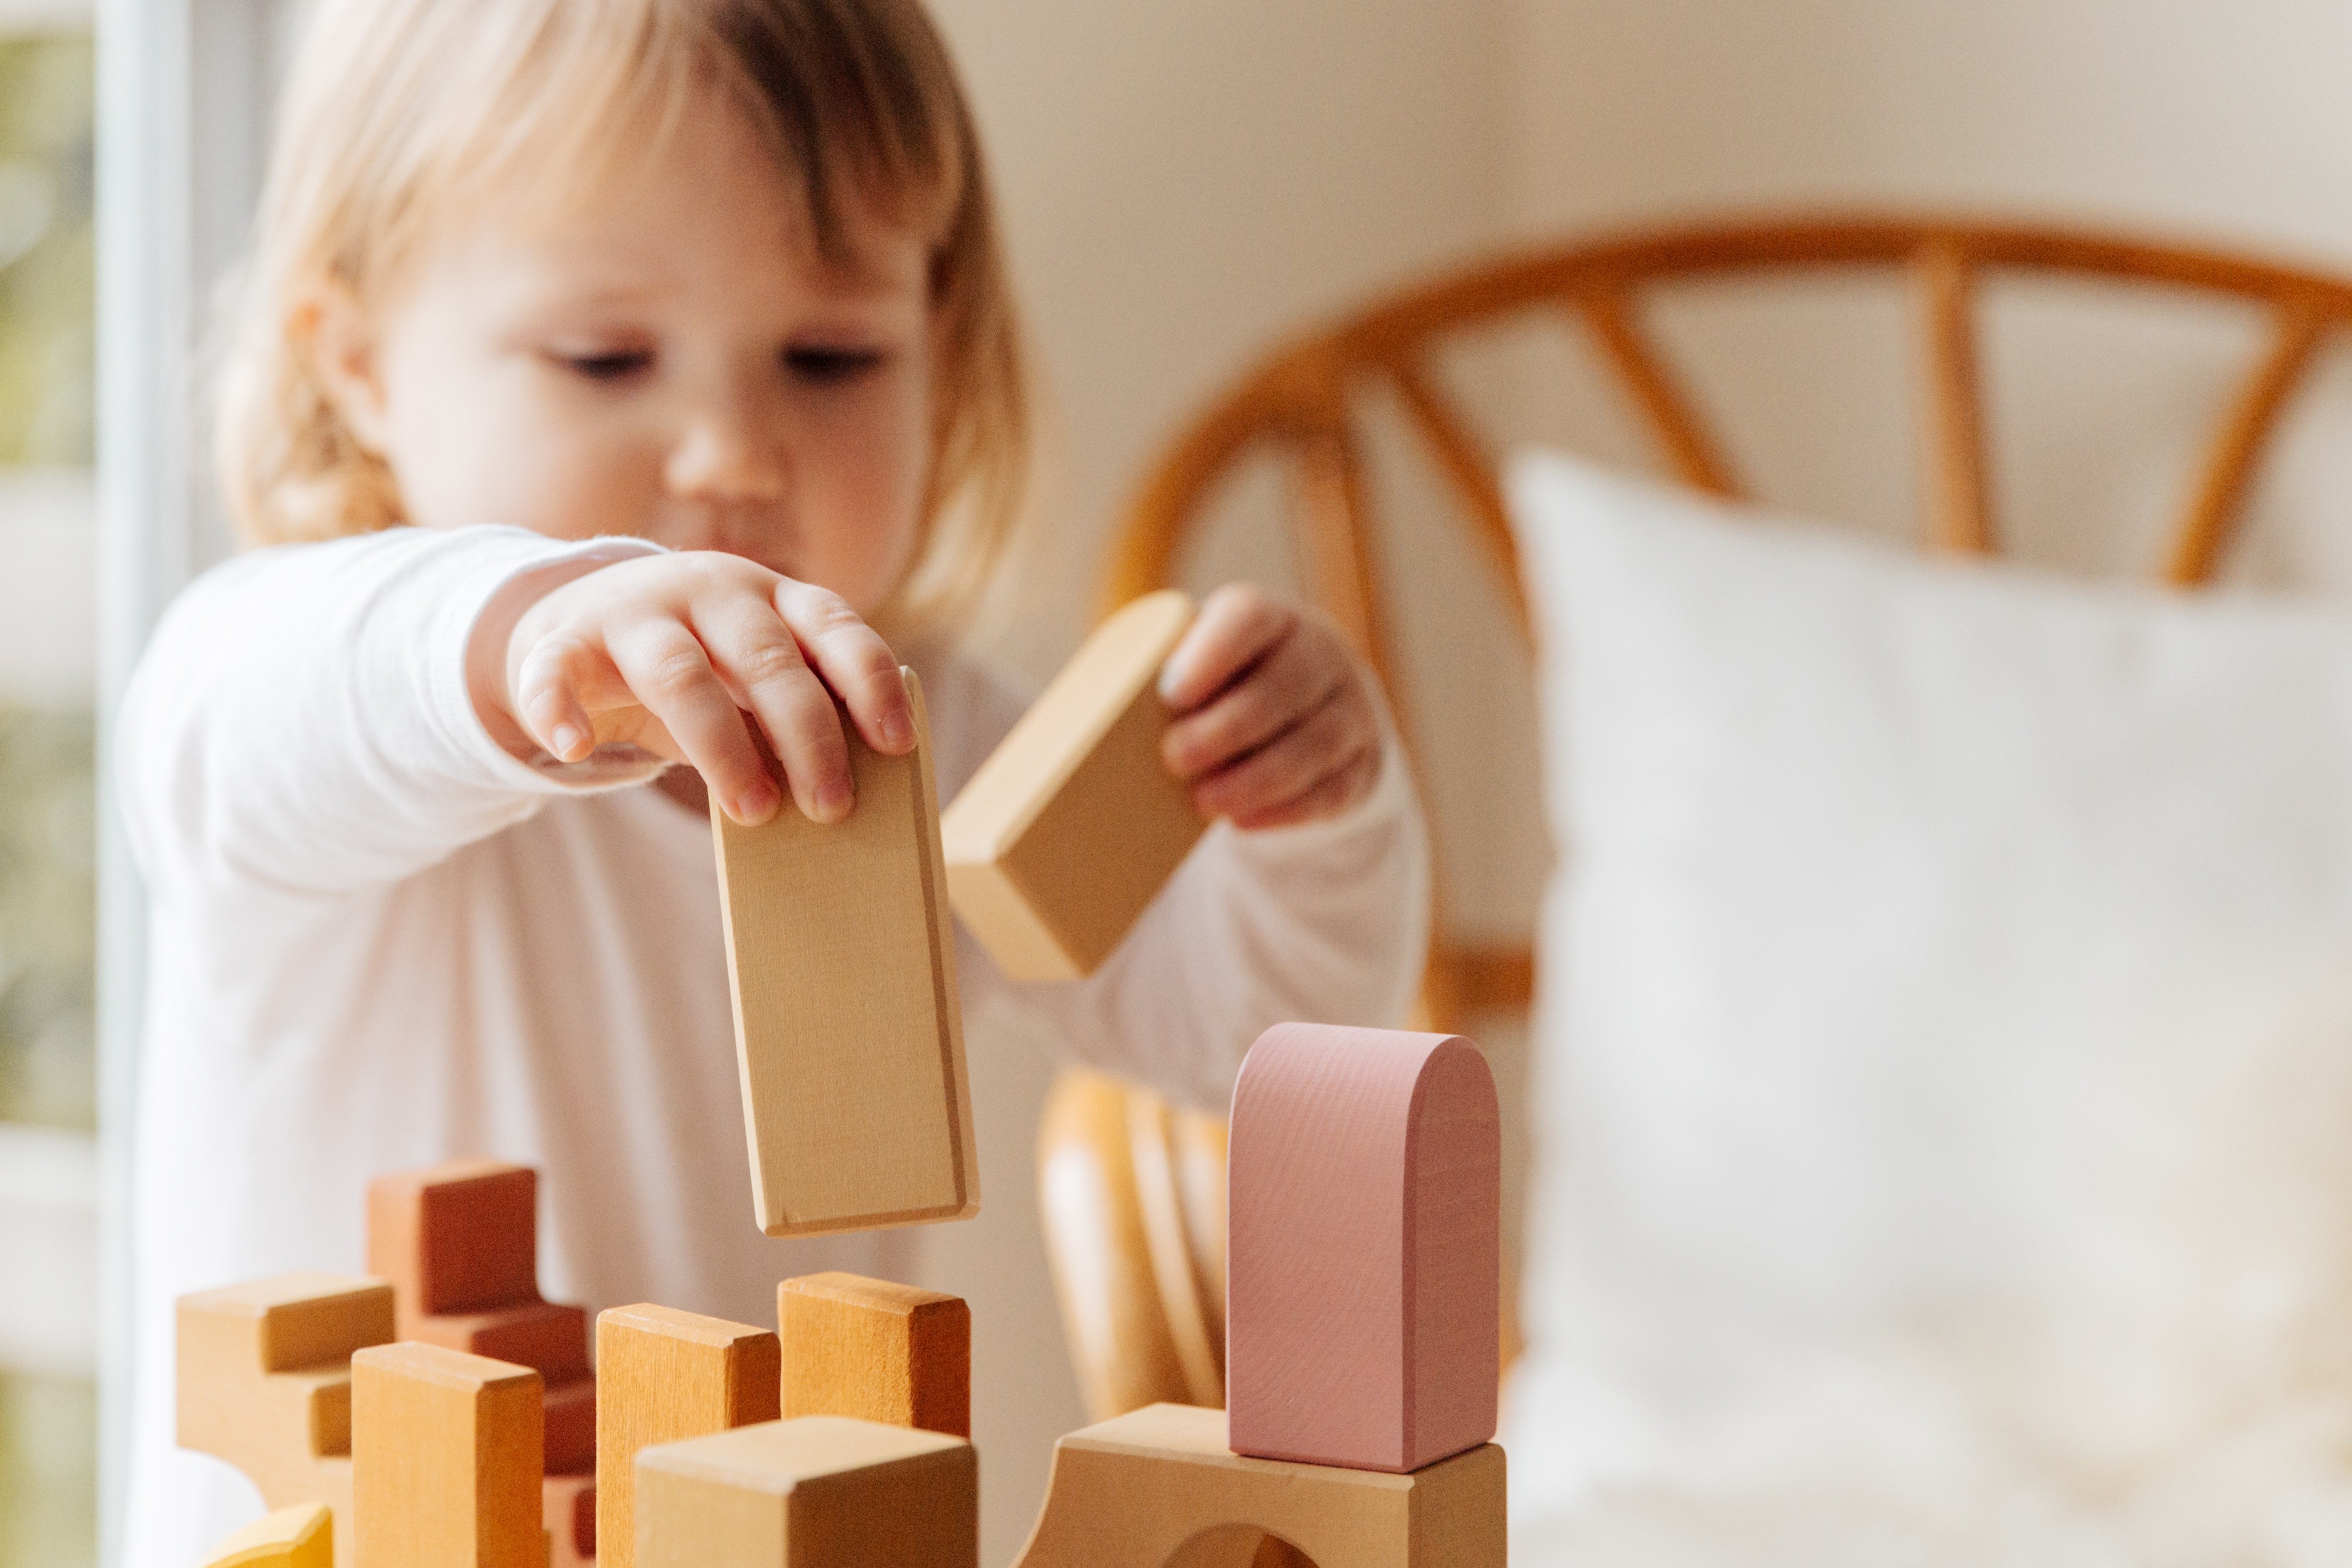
[366, 1161, 542, 1332]
[712, 668, 980, 1237]
[634, 1416, 976, 1568]
[351, 1341, 543, 1568]
[596, 1305, 783, 1568]
[177, 1273, 395, 1568]
[1011, 1403, 1503, 1568]
[777, 1273, 970, 1437]
[942, 590, 1203, 981]
[200, 1502, 333, 1568]
[1227, 1024, 1501, 1473]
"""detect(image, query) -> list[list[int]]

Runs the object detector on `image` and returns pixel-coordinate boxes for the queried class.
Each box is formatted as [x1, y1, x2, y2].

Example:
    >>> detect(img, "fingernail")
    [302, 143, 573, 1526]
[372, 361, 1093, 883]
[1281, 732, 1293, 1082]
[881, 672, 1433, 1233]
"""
[816, 780, 853, 821]
[736, 782, 779, 823]
[550, 724, 584, 758]
[881, 710, 914, 752]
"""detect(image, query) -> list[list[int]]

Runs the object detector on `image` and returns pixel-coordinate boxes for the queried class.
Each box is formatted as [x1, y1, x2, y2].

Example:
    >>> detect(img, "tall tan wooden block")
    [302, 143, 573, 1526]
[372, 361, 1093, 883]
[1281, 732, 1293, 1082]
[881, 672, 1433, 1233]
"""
[942, 590, 1203, 981]
[777, 1273, 970, 1437]
[1227, 1024, 1501, 1473]
[177, 1273, 395, 1568]
[634, 1416, 976, 1568]
[200, 1502, 333, 1568]
[350, 1342, 543, 1568]
[1011, 1403, 1503, 1568]
[712, 667, 980, 1237]
[596, 1304, 782, 1568]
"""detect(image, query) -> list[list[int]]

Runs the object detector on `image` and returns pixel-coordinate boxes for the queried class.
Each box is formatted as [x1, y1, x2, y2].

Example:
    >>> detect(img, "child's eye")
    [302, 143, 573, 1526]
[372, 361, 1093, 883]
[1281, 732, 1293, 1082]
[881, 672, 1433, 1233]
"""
[785, 345, 887, 383]
[548, 348, 653, 382]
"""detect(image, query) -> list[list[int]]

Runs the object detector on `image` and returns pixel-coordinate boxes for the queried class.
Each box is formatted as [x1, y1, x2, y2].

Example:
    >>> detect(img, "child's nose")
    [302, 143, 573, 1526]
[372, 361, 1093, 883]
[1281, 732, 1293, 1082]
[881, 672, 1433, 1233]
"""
[666, 406, 788, 505]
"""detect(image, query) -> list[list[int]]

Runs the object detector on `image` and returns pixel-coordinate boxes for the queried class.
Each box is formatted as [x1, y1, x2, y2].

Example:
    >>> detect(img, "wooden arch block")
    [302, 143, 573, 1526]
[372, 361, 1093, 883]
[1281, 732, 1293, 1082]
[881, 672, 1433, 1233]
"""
[178, 1273, 394, 1568]
[1011, 1403, 1502, 1568]
[199, 1502, 333, 1568]
[596, 1305, 782, 1568]
[351, 1342, 543, 1568]
[777, 1273, 970, 1437]
[713, 667, 981, 1237]
[1227, 1024, 1501, 1473]
[942, 590, 1203, 981]
[634, 1416, 977, 1567]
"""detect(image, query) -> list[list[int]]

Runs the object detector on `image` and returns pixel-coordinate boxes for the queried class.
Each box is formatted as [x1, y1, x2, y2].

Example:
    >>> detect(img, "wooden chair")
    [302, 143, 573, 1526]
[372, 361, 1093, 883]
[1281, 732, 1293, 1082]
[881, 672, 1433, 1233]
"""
[1035, 212, 2352, 1423]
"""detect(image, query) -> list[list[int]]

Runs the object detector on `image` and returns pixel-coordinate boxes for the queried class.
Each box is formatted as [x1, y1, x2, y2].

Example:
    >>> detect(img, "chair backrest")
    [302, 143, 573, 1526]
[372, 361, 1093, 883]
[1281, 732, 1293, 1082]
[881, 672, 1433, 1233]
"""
[1038, 212, 2352, 1423]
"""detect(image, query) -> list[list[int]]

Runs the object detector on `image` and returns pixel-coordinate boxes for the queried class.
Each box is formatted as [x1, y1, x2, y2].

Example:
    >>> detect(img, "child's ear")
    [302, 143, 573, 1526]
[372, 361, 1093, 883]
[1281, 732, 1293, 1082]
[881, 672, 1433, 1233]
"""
[296, 283, 392, 456]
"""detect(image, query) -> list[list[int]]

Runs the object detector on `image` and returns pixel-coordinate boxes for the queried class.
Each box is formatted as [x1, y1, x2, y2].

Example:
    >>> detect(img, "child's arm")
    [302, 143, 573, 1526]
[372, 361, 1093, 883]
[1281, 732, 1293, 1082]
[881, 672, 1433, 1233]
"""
[119, 525, 906, 905]
[964, 586, 1431, 1110]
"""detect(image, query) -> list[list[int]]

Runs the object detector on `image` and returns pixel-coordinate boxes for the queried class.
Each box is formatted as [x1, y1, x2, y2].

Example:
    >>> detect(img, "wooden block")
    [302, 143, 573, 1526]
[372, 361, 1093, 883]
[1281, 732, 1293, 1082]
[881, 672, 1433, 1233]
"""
[200, 1502, 333, 1568]
[942, 589, 1203, 981]
[399, 1300, 589, 1384]
[711, 668, 980, 1237]
[366, 1161, 542, 1330]
[1011, 1403, 1503, 1568]
[634, 1416, 975, 1568]
[777, 1273, 971, 1437]
[351, 1341, 543, 1568]
[544, 1475, 595, 1568]
[178, 1273, 395, 1568]
[596, 1305, 782, 1568]
[543, 1375, 597, 1475]
[1227, 1024, 1500, 1473]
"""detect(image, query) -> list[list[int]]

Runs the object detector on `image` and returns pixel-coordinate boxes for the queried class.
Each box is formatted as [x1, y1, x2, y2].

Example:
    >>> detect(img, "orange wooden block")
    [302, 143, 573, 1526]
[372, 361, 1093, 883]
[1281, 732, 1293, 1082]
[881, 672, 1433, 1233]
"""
[1227, 1024, 1500, 1473]
[366, 1161, 542, 1328]
[596, 1304, 782, 1568]
[711, 668, 980, 1238]
[177, 1273, 394, 1568]
[942, 590, 1203, 981]
[1011, 1403, 1503, 1568]
[634, 1416, 975, 1568]
[777, 1273, 970, 1437]
[351, 1341, 543, 1568]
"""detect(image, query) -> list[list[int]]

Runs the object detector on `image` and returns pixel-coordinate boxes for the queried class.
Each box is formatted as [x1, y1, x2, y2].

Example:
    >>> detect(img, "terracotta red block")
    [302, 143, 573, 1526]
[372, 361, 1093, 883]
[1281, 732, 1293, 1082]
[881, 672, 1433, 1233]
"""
[542, 1375, 597, 1475]
[366, 1160, 542, 1329]
[412, 1301, 591, 1384]
[543, 1474, 594, 1567]
[1227, 1022, 1500, 1473]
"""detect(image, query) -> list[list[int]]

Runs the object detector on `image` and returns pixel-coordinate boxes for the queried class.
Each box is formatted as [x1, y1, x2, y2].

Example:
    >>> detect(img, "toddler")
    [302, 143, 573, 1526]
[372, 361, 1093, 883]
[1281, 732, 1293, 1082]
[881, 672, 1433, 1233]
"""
[121, 0, 1428, 1557]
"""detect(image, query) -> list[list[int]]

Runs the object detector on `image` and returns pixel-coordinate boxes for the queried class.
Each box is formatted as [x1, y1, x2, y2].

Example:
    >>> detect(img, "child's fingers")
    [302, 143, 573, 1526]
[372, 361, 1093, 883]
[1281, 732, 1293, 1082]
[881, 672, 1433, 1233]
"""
[690, 593, 857, 824]
[1162, 630, 1348, 782]
[1157, 584, 1297, 713]
[1229, 749, 1381, 832]
[510, 633, 607, 763]
[773, 580, 914, 755]
[608, 618, 785, 825]
[1191, 690, 1374, 822]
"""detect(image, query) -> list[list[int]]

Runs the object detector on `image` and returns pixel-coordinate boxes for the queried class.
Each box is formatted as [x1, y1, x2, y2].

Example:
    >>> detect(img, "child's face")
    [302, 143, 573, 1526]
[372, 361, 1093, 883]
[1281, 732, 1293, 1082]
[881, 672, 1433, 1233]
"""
[317, 92, 934, 614]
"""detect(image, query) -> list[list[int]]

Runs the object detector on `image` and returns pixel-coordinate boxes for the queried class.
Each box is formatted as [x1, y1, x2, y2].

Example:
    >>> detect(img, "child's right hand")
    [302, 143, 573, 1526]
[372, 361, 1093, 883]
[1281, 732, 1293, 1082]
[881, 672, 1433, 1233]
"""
[473, 552, 915, 827]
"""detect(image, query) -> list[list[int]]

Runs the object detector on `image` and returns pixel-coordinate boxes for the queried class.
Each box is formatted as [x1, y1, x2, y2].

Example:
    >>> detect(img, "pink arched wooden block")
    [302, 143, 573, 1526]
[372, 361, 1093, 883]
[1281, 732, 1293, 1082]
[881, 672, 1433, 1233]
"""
[1226, 1023, 1501, 1473]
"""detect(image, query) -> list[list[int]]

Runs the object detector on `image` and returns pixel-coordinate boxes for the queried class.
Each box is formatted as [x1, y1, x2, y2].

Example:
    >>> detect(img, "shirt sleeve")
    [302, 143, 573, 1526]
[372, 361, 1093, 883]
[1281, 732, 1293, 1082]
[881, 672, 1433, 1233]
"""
[119, 525, 669, 904]
[933, 655, 1433, 1114]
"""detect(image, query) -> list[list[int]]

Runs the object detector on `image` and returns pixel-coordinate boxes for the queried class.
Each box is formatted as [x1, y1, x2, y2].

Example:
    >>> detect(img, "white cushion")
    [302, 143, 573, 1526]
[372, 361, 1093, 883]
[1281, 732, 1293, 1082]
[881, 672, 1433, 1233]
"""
[1502, 452, 2352, 1564]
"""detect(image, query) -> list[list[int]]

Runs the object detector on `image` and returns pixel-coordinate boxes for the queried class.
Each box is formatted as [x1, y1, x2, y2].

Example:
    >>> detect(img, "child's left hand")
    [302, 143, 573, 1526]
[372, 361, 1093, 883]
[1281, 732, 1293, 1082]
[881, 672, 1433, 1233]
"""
[1157, 584, 1386, 831]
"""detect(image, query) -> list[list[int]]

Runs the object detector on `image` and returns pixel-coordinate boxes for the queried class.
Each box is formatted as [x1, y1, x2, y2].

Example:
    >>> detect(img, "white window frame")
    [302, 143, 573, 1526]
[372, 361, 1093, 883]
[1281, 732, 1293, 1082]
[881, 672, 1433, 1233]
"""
[93, 2, 279, 1560]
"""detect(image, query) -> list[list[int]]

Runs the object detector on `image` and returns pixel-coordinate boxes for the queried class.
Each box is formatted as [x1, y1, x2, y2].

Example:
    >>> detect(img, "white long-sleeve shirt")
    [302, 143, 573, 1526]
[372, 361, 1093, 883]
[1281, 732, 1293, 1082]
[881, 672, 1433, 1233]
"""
[116, 524, 1428, 1564]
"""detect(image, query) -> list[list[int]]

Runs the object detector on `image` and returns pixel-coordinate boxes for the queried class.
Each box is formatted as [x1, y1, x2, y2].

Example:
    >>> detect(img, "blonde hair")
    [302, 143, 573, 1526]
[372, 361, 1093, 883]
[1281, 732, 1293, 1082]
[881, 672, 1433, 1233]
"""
[214, 0, 1027, 633]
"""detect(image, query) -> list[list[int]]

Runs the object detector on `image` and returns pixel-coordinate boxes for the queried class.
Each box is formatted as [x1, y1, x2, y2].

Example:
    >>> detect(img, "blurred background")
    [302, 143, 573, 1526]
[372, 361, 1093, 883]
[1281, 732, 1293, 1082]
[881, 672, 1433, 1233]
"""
[12, 2, 2352, 1564]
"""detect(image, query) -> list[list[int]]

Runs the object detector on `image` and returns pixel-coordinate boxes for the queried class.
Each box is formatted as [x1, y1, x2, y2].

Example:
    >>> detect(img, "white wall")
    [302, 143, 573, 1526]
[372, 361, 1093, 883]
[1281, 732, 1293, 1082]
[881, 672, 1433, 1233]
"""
[914, 4, 1506, 1560]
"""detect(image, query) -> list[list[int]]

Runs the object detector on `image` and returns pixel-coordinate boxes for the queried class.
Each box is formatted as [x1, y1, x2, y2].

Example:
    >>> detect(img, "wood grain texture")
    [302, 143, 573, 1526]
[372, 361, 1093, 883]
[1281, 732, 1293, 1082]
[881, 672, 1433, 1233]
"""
[941, 590, 1203, 981]
[199, 1502, 333, 1568]
[1010, 1403, 1503, 1568]
[777, 1273, 971, 1437]
[713, 668, 980, 1237]
[351, 1342, 543, 1568]
[177, 1274, 394, 1568]
[366, 1162, 542, 1329]
[1227, 1024, 1500, 1473]
[634, 1416, 976, 1568]
[367, 1159, 597, 1479]
[596, 1304, 783, 1568]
